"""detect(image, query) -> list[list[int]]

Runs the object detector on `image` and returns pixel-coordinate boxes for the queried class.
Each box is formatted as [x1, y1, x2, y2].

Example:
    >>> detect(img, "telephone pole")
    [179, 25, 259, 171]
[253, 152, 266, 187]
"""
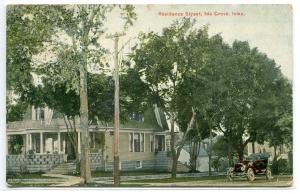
[106, 32, 125, 186]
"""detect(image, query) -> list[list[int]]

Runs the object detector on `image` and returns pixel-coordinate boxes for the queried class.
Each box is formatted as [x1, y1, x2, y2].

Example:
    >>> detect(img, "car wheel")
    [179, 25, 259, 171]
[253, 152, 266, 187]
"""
[266, 167, 272, 180]
[227, 167, 234, 181]
[247, 168, 255, 181]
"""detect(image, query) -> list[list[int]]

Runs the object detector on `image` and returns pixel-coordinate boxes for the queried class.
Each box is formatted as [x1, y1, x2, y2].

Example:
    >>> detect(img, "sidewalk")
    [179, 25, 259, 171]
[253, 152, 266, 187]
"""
[42, 173, 82, 186]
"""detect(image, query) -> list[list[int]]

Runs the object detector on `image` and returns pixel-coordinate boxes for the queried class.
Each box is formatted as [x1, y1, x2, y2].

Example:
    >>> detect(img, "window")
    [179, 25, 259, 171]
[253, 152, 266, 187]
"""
[141, 133, 144, 152]
[150, 135, 154, 152]
[35, 108, 45, 121]
[129, 133, 145, 152]
[134, 133, 140, 152]
[135, 160, 142, 169]
[166, 136, 170, 151]
[129, 112, 144, 122]
[40, 109, 45, 120]
[129, 133, 133, 152]
[155, 135, 165, 151]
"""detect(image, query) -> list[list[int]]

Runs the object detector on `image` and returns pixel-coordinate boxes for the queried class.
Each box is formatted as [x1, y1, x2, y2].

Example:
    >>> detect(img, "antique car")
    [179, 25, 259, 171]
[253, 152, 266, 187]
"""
[227, 153, 272, 181]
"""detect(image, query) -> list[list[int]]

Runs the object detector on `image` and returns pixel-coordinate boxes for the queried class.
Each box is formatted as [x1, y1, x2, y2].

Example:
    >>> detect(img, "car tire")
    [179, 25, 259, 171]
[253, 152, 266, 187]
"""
[227, 167, 234, 181]
[266, 167, 272, 180]
[247, 168, 255, 181]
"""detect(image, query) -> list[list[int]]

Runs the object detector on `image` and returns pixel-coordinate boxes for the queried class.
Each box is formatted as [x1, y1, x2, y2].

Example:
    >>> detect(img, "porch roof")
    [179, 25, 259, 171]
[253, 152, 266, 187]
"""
[6, 118, 166, 134]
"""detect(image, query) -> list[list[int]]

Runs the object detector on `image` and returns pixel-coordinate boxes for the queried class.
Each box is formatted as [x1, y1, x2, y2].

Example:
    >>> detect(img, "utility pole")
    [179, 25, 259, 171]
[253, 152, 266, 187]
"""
[106, 32, 125, 186]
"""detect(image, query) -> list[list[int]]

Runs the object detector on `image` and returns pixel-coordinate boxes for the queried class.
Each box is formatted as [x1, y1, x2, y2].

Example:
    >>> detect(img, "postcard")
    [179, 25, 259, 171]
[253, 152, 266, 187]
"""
[5, 4, 293, 188]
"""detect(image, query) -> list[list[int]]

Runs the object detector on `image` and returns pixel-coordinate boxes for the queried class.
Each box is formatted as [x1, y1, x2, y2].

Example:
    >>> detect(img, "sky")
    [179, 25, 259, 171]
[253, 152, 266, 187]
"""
[101, 4, 293, 80]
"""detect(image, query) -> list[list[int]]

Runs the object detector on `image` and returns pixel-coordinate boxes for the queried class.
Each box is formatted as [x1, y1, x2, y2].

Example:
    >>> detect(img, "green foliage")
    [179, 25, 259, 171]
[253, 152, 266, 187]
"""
[211, 136, 228, 158]
[7, 4, 137, 122]
[8, 135, 24, 154]
[6, 5, 63, 92]
[6, 5, 66, 121]
[130, 18, 215, 129]
[91, 132, 105, 152]
[272, 158, 290, 175]
[6, 100, 28, 122]
[130, 17, 292, 162]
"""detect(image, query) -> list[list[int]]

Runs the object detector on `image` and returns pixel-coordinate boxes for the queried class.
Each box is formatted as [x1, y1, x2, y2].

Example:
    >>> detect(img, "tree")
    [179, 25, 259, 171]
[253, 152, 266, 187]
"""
[253, 76, 292, 174]
[6, 5, 65, 121]
[8, 4, 137, 183]
[130, 18, 218, 178]
[6, 98, 28, 122]
[195, 39, 290, 161]
[176, 33, 231, 173]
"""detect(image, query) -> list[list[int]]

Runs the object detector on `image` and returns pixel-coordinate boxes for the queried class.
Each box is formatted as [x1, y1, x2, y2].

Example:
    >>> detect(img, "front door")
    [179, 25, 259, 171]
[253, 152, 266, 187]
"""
[155, 135, 165, 151]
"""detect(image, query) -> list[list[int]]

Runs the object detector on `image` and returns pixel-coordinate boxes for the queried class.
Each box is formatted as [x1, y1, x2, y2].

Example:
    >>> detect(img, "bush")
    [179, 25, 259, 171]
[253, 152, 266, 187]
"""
[211, 157, 229, 172]
[272, 158, 290, 175]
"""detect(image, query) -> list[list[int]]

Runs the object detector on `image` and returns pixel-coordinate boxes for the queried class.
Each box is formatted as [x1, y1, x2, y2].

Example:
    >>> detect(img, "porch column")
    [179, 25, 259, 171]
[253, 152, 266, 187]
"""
[25, 134, 29, 153]
[30, 134, 32, 150]
[77, 131, 81, 154]
[6, 135, 9, 154]
[164, 135, 166, 151]
[28, 133, 32, 150]
[40, 132, 44, 154]
[58, 132, 61, 154]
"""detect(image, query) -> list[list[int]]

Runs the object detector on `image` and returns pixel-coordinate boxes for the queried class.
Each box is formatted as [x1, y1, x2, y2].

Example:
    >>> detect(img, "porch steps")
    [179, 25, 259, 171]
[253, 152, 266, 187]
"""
[47, 162, 77, 175]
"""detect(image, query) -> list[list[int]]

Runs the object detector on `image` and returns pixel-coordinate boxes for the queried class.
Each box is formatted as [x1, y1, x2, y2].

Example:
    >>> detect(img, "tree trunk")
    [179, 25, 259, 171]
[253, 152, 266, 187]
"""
[170, 108, 196, 179]
[237, 146, 244, 161]
[274, 146, 277, 160]
[228, 142, 233, 167]
[170, 118, 177, 179]
[252, 142, 255, 154]
[79, 50, 91, 183]
[171, 155, 178, 179]
[272, 146, 279, 175]
[189, 140, 200, 172]
[208, 154, 212, 176]
[63, 115, 80, 169]
[288, 151, 293, 173]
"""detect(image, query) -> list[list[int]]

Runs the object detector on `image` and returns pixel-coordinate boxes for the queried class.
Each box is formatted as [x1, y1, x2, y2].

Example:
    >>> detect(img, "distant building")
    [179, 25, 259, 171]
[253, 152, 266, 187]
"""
[247, 142, 290, 161]
[178, 138, 217, 173]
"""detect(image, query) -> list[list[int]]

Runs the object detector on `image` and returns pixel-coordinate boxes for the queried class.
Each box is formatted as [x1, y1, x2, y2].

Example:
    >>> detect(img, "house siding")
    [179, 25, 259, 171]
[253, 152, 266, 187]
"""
[105, 132, 156, 162]
[103, 132, 171, 171]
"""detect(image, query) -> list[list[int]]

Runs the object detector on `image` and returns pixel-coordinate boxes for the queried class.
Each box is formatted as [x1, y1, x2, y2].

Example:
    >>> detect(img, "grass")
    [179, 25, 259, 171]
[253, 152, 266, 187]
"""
[7, 174, 293, 187]
[88, 170, 169, 177]
[75, 182, 147, 187]
[7, 182, 55, 187]
[6, 172, 56, 180]
[125, 175, 226, 183]
[124, 175, 293, 187]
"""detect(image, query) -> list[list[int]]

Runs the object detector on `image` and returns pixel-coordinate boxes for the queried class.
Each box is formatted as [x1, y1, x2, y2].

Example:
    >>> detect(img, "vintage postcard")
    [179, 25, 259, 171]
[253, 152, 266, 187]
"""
[5, 4, 293, 187]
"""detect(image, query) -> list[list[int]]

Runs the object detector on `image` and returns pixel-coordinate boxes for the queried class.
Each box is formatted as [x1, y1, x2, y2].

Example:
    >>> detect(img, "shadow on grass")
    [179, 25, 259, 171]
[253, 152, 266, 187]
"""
[6, 172, 57, 180]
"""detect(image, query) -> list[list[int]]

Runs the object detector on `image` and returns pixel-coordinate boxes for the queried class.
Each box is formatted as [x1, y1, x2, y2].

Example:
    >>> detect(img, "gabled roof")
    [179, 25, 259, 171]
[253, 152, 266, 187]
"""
[7, 105, 168, 132]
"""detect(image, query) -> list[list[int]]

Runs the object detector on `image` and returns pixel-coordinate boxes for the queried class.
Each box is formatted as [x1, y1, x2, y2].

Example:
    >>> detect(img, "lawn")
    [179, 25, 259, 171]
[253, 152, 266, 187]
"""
[125, 175, 226, 183]
[124, 175, 293, 187]
[91, 170, 169, 177]
[6, 172, 57, 180]
[7, 182, 55, 187]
